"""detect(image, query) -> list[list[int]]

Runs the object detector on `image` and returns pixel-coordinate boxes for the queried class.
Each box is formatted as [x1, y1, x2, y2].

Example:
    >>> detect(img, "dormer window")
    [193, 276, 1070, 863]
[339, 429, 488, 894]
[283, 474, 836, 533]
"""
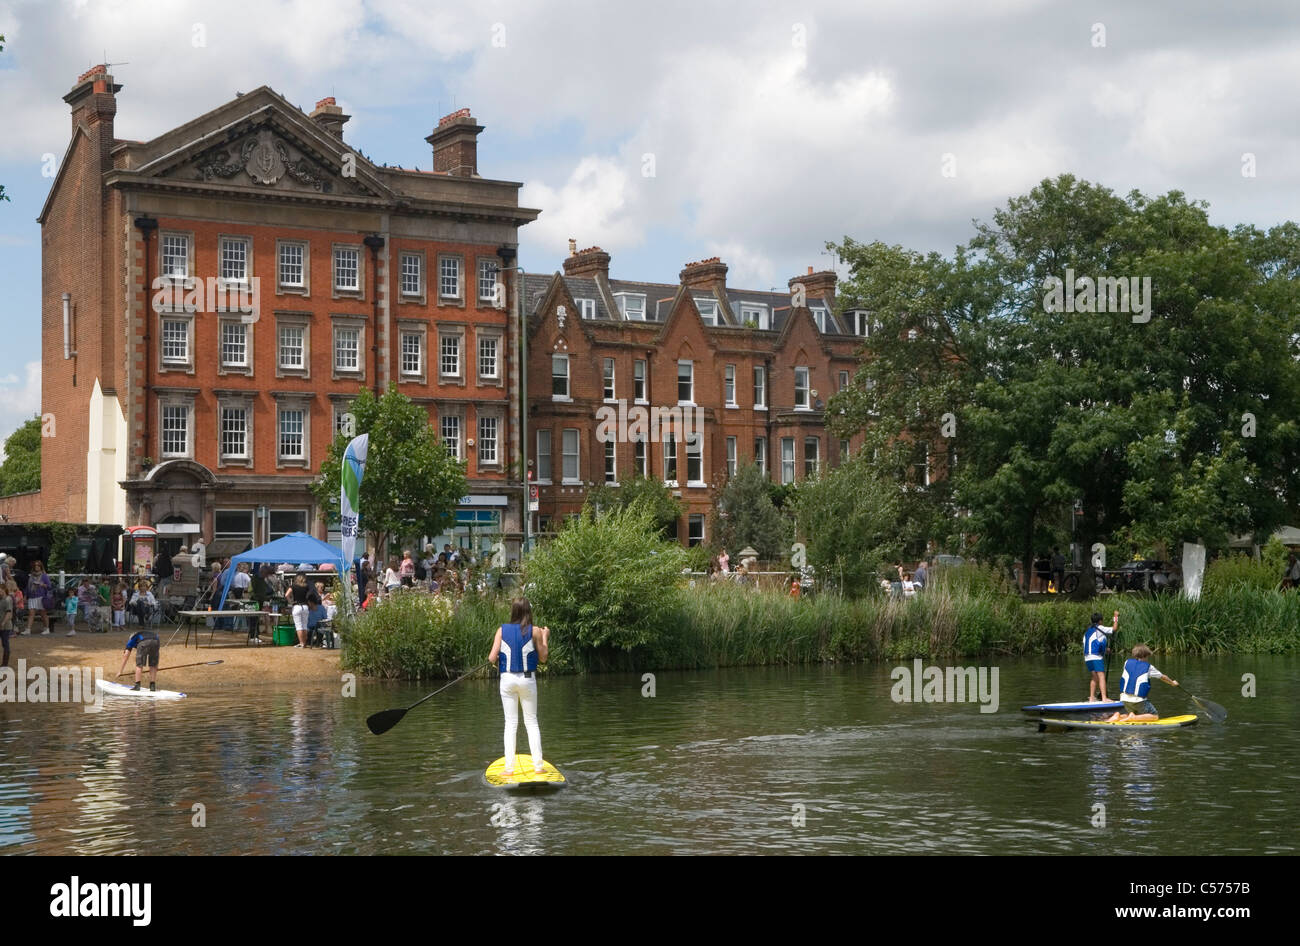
[851, 310, 872, 337]
[615, 293, 646, 321]
[740, 304, 770, 330]
[577, 298, 596, 319]
[695, 299, 719, 325]
[812, 307, 829, 332]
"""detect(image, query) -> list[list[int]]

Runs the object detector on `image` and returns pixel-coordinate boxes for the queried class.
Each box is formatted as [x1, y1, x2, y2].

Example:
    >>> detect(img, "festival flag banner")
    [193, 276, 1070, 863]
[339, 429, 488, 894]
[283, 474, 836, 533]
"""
[340, 433, 369, 604]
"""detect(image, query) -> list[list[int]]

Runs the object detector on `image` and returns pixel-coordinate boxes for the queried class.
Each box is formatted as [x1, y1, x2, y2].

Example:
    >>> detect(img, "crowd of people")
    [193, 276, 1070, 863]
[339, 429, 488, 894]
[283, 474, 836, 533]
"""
[355, 544, 484, 611]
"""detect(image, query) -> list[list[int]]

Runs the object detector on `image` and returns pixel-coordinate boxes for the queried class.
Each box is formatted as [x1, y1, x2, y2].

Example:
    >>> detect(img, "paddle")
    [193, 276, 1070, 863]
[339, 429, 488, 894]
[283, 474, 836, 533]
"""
[1176, 683, 1227, 723]
[366, 662, 492, 736]
[116, 659, 224, 677]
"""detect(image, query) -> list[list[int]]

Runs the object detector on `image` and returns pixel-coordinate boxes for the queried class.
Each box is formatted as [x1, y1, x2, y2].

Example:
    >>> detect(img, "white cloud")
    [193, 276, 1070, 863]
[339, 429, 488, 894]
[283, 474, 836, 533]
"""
[0, 360, 41, 458]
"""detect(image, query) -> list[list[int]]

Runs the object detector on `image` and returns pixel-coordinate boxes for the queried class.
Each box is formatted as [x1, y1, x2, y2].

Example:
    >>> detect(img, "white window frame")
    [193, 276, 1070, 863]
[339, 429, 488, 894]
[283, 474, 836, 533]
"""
[633, 359, 647, 403]
[159, 399, 193, 459]
[781, 438, 796, 485]
[686, 433, 704, 486]
[332, 245, 362, 296]
[696, 298, 719, 325]
[812, 306, 828, 332]
[218, 401, 252, 465]
[561, 428, 581, 484]
[688, 514, 705, 548]
[478, 333, 501, 382]
[277, 404, 308, 466]
[439, 331, 463, 381]
[552, 354, 570, 401]
[400, 330, 423, 377]
[804, 437, 820, 478]
[603, 358, 616, 402]
[794, 366, 811, 410]
[753, 365, 767, 410]
[677, 360, 694, 406]
[161, 233, 191, 281]
[478, 414, 500, 467]
[400, 252, 424, 298]
[577, 298, 596, 319]
[604, 440, 617, 483]
[615, 292, 646, 321]
[161, 318, 190, 367]
[536, 429, 552, 483]
[477, 258, 500, 305]
[725, 364, 736, 406]
[439, 255, 462, 301]
[755, 437, 767, 478]
[741, 304, 770, 330]
[277, 240, 308, 293]
[663, 433, 678, 487]
[440, 413, 462, 460]
[217, 319, 252, 377]
[219, 236, 250, 285]
[839, 370, 850, 392]
[726, 436, 737, 478]
[634, 438, 647, 477]
[851, 310, 872, 337]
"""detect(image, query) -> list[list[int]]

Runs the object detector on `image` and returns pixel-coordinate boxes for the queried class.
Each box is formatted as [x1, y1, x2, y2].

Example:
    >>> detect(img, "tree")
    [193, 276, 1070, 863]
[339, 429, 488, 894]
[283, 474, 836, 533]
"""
[829, 175, 1300, 595]
[310, 388, 467, 557]
[792, 455, 902, 596]
[586, 474, 683, 535]
[0, 416, 41, 496]
[711, 461, 791, 560]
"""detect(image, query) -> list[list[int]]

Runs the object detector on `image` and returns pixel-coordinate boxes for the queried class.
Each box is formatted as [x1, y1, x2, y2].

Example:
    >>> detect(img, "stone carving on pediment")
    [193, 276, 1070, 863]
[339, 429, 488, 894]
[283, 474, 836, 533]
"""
[193, 130, 335, 193]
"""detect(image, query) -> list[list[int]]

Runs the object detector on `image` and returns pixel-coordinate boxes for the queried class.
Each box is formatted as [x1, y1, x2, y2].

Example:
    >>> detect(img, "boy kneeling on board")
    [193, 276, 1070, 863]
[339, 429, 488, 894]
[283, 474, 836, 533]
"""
[1084, 610, 1119, 701]
[1105, 644, 1179, 722]
[117, 628, 161, 692]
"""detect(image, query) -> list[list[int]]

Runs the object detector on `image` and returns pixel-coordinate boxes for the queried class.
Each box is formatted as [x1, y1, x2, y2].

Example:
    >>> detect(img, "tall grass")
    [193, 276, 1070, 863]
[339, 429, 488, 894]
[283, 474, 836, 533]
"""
[342, 569, 1300, 679]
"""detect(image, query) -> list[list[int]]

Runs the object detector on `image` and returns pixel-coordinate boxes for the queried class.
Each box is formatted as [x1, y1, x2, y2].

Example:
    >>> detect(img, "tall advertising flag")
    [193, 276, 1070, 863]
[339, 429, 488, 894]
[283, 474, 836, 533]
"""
[340, 434, 369, 603]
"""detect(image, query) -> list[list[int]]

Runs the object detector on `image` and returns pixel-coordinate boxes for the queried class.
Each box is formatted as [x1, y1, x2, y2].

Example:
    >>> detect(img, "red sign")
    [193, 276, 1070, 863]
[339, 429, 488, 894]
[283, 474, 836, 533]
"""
[530, 486, 538, 499]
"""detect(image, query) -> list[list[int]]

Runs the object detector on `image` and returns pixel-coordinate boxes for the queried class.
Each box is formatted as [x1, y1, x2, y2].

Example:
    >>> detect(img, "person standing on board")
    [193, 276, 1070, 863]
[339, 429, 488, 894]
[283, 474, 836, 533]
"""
[1104, 644, 1179, 722]
[118, 627, 161, 692]
[487, 598, 550, 777]
[1084, 610, 1119, 702]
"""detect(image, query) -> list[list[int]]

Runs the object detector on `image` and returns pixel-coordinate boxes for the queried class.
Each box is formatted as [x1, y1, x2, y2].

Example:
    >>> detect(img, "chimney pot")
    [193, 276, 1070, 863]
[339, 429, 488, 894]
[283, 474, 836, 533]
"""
[426, 109, 484, 178]
[563, 246, 611, 279]
[568, 238, 577, 255]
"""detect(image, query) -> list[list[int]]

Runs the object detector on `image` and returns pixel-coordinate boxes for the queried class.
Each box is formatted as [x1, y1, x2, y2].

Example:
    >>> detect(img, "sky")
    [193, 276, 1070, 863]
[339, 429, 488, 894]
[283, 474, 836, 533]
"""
[2, 0, 1299, 447]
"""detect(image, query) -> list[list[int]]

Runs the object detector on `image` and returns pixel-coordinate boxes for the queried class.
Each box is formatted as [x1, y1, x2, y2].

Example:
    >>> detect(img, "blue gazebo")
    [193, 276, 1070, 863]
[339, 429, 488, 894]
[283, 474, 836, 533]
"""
[214, 532, 347, 608]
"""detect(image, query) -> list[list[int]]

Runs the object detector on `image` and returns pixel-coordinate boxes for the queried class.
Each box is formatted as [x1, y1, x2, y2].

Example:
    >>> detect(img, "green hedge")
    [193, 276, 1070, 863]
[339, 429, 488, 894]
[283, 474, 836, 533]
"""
[342, 569, 1300, 680]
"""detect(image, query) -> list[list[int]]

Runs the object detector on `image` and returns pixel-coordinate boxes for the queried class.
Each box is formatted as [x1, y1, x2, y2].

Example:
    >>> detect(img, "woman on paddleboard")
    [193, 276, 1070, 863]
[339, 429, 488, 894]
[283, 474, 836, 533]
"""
[1105, 644, 1179, 722]
[487, 598, 550, 777]
[1084, 610, 1118, 702]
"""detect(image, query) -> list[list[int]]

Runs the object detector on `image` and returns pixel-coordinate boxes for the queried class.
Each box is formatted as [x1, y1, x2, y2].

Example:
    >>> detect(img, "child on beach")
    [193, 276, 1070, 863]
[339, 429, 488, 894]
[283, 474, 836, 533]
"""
[111, 582, 127, 628]
[1105, 644, 1180, 722]
[1084, 610, 1119, 701]
[64, 588, 79, 635]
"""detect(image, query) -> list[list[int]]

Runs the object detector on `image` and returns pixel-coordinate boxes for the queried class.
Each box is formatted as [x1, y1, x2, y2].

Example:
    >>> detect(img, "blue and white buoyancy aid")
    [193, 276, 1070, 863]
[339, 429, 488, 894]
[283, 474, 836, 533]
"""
[1083, 623, 1110, 661]
[1120, 658, 1153, 698]
[498, 623, 537, 674]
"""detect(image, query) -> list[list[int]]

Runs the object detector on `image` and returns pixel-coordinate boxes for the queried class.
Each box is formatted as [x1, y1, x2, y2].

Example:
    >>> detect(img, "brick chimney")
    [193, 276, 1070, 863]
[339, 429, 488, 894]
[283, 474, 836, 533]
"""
[563, 245, 611, 279]
[64, 65, 120, 168]
[309, 96, 350, 139]
[788, 265, 837, 304]
[680, 256, 728, 298]
[426, 108, 483, 177]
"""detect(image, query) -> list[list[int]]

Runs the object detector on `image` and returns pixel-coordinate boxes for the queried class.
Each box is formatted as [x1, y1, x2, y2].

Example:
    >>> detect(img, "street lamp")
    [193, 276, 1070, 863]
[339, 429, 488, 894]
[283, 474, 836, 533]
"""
[497, 248, 529, 560]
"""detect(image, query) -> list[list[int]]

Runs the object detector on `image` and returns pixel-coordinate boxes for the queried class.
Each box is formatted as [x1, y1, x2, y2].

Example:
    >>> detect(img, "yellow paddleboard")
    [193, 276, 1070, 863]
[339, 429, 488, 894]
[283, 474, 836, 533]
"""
[484, 755, 567, 789]
[1037, 714, 1198, 732]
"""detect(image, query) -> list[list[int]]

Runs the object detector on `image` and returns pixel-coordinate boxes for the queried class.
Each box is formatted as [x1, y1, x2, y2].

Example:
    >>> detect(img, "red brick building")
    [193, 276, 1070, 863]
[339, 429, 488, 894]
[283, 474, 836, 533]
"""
[523, 245, 866, 545]
[8, 66, 538, 560]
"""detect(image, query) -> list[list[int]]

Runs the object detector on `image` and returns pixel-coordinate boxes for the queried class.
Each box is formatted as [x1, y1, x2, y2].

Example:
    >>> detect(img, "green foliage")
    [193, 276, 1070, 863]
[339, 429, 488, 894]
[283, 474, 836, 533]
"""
[0, 416, 41, 495]
[1202, 553, 1276, 594]
[310, 388, 467, 553]
[829, 175, 1300, 581]
[1262, 535, 1288, 582]
[793, 455, 902, 595]
[586, 474, 683, 535]
[340, 591, 475, 680]
[712, 461, 792, 561]
[524, 504, 687, 656]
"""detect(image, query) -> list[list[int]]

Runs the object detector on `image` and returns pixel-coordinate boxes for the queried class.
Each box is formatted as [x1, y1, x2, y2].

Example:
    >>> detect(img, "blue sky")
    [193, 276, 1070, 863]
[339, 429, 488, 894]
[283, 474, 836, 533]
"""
[3, 0, 1300, 444]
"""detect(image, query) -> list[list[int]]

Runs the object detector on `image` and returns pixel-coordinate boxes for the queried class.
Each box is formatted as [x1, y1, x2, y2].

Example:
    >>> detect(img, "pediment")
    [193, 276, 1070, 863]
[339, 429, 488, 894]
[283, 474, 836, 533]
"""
[156, 123, 381, 198]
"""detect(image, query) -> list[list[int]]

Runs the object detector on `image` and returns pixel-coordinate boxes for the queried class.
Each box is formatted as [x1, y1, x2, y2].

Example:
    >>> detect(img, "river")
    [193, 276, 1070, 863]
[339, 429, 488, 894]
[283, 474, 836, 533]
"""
[1, 657, 1294, 855]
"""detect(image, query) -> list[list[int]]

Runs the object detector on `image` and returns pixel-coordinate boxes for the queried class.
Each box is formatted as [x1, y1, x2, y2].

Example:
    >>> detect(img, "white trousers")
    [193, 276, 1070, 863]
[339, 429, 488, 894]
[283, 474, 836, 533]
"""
[500, 673, 542, 771]
[291, 604, 309, 631]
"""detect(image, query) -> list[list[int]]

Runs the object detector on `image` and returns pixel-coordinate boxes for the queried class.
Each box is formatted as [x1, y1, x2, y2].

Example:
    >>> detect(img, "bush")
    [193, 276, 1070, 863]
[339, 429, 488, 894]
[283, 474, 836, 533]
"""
[1203, 553, 1275, 594]
[524, 504, 688, 661]
[342, 591, 473, 680]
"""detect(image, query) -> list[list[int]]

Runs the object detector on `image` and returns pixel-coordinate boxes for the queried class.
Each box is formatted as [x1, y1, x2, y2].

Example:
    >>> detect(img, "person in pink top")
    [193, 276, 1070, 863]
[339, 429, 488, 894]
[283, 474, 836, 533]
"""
[399, 550, 416, 587]
[719, 548, 730, 574]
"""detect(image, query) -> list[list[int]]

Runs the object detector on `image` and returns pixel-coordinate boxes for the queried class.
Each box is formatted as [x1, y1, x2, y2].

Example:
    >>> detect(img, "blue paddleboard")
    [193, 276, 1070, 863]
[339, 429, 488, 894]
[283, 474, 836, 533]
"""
[1021, 700, 1124, 713]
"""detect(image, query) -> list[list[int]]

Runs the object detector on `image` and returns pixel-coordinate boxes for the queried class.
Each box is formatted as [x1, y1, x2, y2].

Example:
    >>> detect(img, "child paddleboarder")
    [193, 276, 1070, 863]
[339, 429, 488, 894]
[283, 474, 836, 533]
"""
[487, 598, 550, 777]
[117, 627, 162, 692]
[1084, 610, 1119, 701]
[1104, 644, 1179, 722]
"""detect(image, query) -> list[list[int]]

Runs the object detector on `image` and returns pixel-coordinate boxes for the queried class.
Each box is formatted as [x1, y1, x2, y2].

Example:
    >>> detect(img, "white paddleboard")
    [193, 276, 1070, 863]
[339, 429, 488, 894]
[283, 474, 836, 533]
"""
[96, 679, 187, 700]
